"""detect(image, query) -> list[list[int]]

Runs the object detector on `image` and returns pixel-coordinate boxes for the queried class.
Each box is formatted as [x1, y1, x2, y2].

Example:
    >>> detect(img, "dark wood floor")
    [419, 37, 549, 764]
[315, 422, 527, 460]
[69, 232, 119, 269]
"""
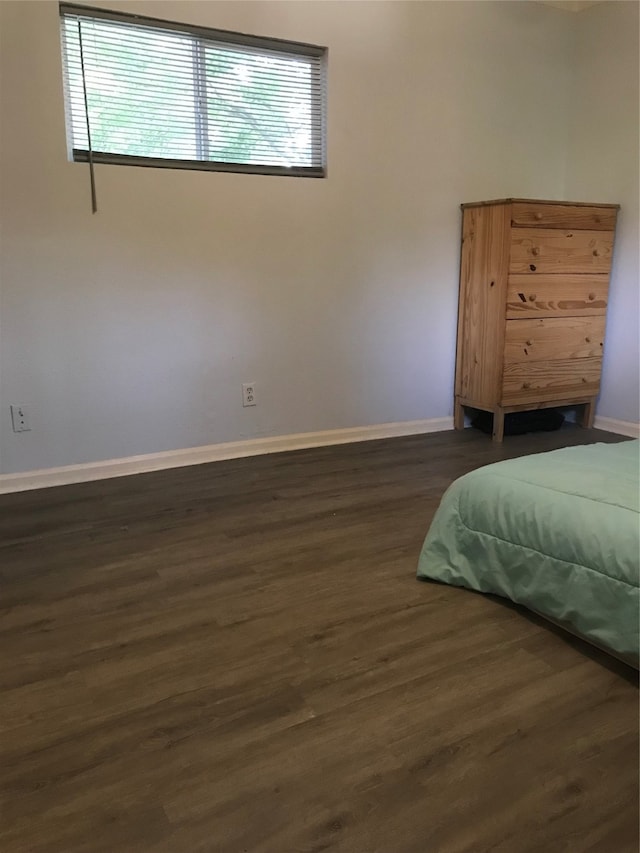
[0, 426, 637, 853]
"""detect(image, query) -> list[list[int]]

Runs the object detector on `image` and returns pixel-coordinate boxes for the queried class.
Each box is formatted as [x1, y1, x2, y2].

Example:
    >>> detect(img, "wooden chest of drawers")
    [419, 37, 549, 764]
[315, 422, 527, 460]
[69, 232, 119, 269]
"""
[454, 198, 619, 441]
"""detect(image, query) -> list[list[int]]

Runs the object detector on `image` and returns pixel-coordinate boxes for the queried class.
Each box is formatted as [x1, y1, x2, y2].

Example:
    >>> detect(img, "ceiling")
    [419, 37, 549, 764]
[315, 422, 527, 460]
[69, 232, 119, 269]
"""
[539, 1, 605, 11]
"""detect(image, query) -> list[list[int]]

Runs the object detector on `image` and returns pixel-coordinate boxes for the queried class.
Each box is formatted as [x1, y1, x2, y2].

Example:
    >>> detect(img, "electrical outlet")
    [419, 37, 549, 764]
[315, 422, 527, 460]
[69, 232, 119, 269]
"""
[10, 404, 31, 432]
[242, 383, 256, 407]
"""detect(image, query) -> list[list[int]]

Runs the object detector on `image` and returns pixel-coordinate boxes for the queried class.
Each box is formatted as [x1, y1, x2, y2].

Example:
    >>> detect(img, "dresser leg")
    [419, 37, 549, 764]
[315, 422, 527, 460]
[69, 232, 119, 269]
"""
[492, 409, 505, 443]
[581, 399, 596, 429]
[454, 398, 465, 431]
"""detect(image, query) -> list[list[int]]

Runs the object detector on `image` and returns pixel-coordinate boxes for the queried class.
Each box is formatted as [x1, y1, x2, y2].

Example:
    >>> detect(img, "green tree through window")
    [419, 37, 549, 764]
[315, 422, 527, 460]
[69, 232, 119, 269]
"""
[60, 5, 326, 177]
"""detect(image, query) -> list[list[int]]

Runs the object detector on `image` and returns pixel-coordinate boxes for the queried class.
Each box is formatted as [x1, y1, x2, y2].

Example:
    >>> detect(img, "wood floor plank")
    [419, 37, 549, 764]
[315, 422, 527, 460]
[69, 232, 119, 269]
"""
[0, 426, 637, 852]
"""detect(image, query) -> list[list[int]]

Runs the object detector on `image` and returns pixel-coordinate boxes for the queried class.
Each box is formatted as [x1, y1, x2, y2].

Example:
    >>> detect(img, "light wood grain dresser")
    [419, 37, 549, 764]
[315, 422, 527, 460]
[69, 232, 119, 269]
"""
[454, 198, 619, 442]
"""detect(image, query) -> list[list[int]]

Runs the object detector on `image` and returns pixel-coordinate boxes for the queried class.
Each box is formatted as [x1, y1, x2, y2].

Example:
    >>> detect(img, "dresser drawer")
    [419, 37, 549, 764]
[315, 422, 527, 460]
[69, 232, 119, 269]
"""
[506, 275, 608, 318]
[502, 357, 602, 403]
[504, 316, 605, 363]
[509, 229, 614, 274]
[511, 202, 617, 231]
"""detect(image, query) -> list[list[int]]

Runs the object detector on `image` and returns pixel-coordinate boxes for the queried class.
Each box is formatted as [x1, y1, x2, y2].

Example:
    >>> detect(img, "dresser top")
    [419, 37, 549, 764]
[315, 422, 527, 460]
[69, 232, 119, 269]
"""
[461, 198, 620, 209]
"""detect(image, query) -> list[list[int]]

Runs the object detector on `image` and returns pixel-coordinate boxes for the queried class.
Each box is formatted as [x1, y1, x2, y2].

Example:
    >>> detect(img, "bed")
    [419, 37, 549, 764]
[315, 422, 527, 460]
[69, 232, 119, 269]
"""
[417, 440, 640, 666]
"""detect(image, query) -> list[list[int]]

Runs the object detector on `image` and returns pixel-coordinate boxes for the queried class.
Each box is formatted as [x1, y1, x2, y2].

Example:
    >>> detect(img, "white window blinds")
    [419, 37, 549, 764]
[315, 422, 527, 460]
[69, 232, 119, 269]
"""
[60, 4, 327, 178]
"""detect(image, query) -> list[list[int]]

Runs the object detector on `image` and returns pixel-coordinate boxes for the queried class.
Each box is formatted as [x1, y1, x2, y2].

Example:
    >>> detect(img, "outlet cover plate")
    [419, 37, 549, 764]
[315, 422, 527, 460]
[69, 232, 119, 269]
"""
[242, 383, 256, 407]
[10, 404, 31, 432]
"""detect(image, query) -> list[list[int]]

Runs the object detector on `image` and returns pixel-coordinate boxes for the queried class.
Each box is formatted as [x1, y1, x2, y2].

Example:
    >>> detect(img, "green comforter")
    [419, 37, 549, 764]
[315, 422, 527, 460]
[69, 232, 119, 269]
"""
[417, 440, 640, 663]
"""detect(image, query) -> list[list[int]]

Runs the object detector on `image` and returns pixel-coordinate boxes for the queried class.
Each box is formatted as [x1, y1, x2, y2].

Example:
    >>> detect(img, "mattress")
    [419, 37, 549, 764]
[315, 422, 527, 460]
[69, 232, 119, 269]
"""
[417, 440, 640, 664]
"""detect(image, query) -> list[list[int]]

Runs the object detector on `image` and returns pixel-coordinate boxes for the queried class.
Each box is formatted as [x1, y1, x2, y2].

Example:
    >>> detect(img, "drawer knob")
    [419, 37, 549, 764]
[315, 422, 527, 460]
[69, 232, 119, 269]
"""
[585, 336, 591, 343]
[582, 377, 588, 383]
[526, 339, 533, 346]
[529, 294, 537, 302]
[529, 264, 537, 272]
[522, 382, 531, 389]
[593, 249, 600, 257]
[588, 292, 596, 301]
[531, 247, 540, 256]
[534, 212, 543, 221]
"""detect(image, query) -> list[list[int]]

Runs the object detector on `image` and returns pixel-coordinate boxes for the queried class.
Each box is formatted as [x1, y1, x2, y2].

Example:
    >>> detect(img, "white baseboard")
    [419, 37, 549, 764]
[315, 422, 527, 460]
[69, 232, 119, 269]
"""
[0, 417, 453, 495]
[593, 415, 640, 439]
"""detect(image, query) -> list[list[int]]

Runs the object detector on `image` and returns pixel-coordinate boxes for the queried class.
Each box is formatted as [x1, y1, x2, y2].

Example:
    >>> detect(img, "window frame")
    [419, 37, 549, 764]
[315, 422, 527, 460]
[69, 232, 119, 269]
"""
[60, 3, 328, 178]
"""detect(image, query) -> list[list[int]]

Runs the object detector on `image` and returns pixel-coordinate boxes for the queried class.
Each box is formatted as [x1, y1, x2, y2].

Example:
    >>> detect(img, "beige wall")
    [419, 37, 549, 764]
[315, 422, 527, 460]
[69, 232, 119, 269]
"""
[0, 1, 593, 474]
[565, 0, 639, 425]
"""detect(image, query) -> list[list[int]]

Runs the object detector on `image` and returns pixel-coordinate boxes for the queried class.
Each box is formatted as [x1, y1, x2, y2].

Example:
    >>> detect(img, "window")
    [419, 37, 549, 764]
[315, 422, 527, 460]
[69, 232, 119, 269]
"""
[60, 4, 327, 177]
